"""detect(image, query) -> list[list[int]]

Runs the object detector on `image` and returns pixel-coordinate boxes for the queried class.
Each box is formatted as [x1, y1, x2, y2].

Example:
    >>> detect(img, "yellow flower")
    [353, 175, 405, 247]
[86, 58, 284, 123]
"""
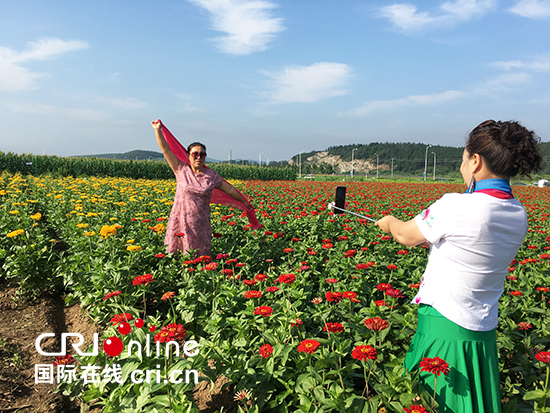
[127, 245, 142, 252]
[126, 239, 135, 244]
[99, 225, 118, 238]
[76, 223, 89, 228]
[213, 212, 220, 215]
[0, 190, 6, 195]
[86, 212, 98, 217]
[7, 229, 25, 238]
[9, 210, 19, 214]
[151, 223, 165, 233]
[84, 231, 96, 237]
[110, 217, 117, 221]
[30, 213, 42, 220]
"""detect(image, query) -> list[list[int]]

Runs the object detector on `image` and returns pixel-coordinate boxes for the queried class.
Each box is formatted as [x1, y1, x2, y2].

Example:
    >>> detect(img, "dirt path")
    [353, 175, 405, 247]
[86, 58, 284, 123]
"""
[0, 283, 237, 413]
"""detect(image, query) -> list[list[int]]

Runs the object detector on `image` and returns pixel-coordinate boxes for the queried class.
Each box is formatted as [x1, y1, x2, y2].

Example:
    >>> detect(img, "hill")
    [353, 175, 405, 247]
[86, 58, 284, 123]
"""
[290, 141, 550, 176]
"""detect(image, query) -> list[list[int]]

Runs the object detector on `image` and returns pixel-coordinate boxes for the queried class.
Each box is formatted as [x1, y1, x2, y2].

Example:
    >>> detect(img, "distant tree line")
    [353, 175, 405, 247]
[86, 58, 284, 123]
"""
[290, 142, 550, 177]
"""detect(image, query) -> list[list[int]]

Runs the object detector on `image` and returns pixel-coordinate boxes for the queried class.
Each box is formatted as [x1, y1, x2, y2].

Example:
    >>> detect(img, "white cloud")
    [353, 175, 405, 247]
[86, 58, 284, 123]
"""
[346, 90, 463, 116]
[189, 0, 284, 55]
[378, 0, 495, 32]
[0, 38, 88, 92]
[473, 72, 530, 95]
[264, 62, 351, 104]
[492, 55, 550, 72]
[509, 0, 550, 18]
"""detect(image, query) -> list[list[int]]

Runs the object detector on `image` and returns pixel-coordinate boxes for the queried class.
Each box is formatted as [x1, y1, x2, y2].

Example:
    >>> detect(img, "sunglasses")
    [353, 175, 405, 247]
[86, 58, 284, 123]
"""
[190, 151, 207, 159]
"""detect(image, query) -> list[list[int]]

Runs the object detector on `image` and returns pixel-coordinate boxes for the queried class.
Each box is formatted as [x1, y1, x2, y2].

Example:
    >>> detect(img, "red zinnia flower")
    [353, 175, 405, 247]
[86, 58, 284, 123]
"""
[161, 291, 175, 301]
[403, 405, 427, 413]
[419, 357, 450, 376]
[344, 249, 357, 258]
[53, 354, 76, 366]
[518, 322, 533, 330]
[297, 339, 320, 354]
[397, 250, 409, 255]
[322, 243, 334, 249]
[387, 264, 398, 270]
[221, 269, 234, 276]
[254, 306, 273, 317]
[385, 288, 404, 298]
[259, 344, 273, 358]
[174, 232, 185, 237]
[154, 253, 165, 258]
[537, 287, 549, 292]
[154, 322, 186, 343]
[243, 279, 257, 286]
[376, 283, 392, 291]
[291, 318, 303, 327]
[355, 262, 375, 270]
[323, 322, 345, 333]
[244, 290, 262, 299]
[103, 290, 122, 301]
[535, 351, 550, 364]
[213, 232, 223, 238]
[351, 345, 377, 361]
[326, 278, 338, 284]
[254, 273, 268, 282]
[510, 291, 523, 296]
[363, 317, 389, 332]
[275, 273, 296, 284]
[265, 286, 279, 293]
[326, 291, 343, 303]
[342, 291, 358, 300]
[205, 262, 218, 271]
[283, 248, 293, 253]
[133, 273, 154, 286]
[111, 312, 134, 325]
[374, 300, 388, 307]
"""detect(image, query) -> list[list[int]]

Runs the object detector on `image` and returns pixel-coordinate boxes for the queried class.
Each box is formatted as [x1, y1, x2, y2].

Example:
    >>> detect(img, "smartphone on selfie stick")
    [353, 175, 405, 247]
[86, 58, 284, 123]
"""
[329, 186, 377, 223]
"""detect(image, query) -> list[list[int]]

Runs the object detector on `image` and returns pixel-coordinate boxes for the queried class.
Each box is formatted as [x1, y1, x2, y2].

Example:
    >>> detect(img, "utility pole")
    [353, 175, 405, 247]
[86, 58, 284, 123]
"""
[391, 158, 394, 179]
[424, 145, 432, 181]
[351, 148, 357, 177]
[375, 153, 379, 179]
[432, 152, 437, 180]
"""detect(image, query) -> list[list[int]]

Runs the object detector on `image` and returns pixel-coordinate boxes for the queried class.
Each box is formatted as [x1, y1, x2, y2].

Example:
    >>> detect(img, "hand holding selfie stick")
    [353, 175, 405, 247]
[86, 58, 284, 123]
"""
[328, 186, 377, 223]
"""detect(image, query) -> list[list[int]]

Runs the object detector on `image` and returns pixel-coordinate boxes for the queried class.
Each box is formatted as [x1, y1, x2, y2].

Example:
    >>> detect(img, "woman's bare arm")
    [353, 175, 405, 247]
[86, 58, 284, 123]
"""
[216, 181, 253, 209]
[151, 120, 179, 176]
[375, 215, 427, 247]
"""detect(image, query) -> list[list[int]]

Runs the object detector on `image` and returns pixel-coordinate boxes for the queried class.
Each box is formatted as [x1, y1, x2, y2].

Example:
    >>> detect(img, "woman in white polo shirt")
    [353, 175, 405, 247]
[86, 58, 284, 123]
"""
[376, 120, 543, 412]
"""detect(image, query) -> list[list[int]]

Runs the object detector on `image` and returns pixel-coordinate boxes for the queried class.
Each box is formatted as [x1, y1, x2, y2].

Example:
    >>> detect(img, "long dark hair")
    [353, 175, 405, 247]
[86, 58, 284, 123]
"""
[466, 120, 543, 178]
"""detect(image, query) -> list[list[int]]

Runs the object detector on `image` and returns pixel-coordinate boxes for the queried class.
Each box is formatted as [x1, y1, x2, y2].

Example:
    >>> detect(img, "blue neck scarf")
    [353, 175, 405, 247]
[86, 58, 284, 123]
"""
[474, 178, 512, 193]
[467, 178, 513, 198]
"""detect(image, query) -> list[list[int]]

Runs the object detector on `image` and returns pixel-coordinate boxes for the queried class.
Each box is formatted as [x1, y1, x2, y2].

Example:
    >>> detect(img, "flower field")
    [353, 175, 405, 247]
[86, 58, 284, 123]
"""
[1, 171, 550, 413]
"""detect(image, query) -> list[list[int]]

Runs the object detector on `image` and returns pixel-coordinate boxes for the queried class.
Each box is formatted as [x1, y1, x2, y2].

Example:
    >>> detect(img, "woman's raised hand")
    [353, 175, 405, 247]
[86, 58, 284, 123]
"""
[151, 120, 162, 131]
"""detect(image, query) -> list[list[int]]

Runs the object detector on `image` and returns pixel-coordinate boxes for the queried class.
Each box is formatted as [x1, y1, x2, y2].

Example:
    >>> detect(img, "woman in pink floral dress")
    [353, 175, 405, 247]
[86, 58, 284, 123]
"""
[152, 120, 252, 257]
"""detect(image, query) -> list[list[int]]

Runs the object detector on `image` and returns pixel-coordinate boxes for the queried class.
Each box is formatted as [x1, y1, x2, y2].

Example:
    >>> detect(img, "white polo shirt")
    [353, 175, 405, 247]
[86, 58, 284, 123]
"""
[413, 192, 527, 331]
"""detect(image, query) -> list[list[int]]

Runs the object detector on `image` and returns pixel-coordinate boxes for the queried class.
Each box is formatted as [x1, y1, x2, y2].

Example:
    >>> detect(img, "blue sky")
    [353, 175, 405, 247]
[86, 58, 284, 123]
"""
[1, 0, 549, 162]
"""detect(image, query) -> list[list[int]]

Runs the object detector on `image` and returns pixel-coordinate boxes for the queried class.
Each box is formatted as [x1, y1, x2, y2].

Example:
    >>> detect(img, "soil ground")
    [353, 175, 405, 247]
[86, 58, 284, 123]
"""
[0, 281, 237, 413]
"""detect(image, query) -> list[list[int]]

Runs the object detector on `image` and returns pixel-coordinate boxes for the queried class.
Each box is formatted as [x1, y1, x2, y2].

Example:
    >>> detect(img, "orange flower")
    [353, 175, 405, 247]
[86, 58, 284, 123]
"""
[161, 291, 175, 301]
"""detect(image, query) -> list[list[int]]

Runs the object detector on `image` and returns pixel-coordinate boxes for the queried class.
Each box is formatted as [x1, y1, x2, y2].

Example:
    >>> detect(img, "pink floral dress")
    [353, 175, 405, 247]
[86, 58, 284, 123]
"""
[165, 161, 223, 256]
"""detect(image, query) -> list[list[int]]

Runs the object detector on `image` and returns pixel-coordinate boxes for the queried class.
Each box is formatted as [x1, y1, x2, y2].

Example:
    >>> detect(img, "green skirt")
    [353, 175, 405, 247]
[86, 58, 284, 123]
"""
[404, 305, 501, 413]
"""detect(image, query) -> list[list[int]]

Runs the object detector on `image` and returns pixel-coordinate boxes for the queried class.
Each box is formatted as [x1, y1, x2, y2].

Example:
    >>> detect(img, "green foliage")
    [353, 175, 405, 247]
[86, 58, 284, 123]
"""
[2, 172, 550, 411]
[0, 151, 296, 181]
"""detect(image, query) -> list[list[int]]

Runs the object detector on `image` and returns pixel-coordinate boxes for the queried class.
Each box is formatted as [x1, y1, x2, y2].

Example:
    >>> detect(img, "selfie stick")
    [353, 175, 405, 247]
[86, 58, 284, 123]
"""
[327, 202, 377, 223]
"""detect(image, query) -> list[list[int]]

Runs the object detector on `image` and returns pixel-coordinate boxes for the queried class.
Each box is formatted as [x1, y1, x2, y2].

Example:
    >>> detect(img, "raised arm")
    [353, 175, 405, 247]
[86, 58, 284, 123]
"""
[375, 215, 427, 247]
[151, 120, 179, 176]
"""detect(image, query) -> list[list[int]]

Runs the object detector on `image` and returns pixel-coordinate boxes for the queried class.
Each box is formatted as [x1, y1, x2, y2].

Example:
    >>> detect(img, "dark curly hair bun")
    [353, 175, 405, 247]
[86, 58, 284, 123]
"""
[466, 120, 543, 178]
